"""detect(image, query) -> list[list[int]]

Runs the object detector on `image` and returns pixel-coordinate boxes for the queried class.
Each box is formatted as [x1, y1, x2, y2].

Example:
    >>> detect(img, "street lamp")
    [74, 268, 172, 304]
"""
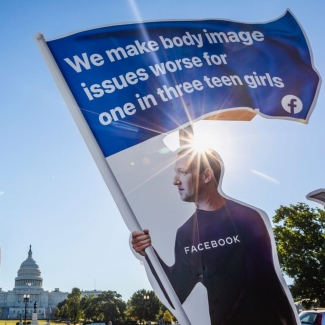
[23, 294, 30, 325]
[143, 295, 150, 325]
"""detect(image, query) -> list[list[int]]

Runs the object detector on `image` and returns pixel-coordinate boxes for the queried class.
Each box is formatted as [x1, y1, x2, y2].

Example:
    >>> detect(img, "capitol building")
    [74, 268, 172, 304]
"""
[0, 246, 100, 320]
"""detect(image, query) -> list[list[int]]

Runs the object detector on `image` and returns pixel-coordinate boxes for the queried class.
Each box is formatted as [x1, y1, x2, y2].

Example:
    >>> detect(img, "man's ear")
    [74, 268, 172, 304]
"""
[203, 168, 214, 184]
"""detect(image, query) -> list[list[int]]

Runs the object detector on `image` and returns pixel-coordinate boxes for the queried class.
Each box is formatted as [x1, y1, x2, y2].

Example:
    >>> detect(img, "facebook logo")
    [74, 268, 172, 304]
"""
[282, 95, 303, 114]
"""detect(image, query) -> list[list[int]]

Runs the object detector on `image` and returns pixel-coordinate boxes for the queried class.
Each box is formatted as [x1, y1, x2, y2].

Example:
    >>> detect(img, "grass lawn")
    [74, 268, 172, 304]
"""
[0, 322, 84, 325]
[0, 321, 50, 325]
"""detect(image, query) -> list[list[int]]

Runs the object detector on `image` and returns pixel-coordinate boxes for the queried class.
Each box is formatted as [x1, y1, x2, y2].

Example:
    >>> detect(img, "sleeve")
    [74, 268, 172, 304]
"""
[244, 211, 298, 325]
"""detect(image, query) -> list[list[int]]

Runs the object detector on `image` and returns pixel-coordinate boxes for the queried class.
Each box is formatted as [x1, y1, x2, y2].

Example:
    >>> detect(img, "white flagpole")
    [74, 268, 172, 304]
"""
[34, 33, 191, 325]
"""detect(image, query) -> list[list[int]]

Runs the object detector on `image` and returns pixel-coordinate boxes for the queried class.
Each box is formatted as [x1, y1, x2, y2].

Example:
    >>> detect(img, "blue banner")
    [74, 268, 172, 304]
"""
[47, 10, 320, 157]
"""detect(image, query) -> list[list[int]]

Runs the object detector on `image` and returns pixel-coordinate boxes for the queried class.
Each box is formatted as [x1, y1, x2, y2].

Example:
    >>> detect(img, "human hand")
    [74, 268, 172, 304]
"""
[131, 229, 151, 256]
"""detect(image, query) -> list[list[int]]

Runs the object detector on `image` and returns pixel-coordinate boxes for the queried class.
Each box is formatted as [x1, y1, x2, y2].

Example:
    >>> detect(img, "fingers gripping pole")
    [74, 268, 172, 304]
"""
[34, 33, 191, 325]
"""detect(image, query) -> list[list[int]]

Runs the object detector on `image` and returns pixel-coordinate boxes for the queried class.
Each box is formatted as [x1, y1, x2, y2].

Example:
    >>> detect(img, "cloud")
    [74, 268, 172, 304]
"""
[0, 191, 4, 196]
[250, 170, 280, 184]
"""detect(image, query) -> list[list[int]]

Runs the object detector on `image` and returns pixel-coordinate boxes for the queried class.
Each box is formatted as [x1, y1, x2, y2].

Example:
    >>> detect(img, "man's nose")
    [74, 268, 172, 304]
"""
[173, 175, 181, 185]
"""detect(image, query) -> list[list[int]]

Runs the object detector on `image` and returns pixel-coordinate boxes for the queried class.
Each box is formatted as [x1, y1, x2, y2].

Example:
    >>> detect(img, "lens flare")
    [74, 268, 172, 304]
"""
[191, 138, 209, 153]
[188, 127, 217, 154]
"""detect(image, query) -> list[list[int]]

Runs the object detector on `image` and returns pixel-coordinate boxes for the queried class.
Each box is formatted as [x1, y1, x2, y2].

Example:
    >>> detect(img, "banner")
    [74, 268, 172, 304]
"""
[35, 10, 320, 325]
[44, 10, 319, 157]
[306, 189, 325, 206]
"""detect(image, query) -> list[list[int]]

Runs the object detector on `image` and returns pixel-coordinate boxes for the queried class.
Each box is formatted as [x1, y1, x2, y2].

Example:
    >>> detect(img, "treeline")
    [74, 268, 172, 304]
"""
[55, 288, 176, 325]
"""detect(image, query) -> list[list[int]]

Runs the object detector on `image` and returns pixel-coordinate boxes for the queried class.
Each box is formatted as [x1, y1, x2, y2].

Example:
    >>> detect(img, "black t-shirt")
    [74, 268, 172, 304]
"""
[147, 200, 297, 325]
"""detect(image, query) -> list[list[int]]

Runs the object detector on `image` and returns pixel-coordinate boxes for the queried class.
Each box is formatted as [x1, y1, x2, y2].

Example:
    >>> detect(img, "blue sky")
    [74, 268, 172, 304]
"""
[0, 0, 325, 301]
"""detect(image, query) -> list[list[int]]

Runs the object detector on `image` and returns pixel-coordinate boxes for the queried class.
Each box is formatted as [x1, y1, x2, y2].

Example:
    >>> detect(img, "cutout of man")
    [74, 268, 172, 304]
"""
[132, 148, 298, 325]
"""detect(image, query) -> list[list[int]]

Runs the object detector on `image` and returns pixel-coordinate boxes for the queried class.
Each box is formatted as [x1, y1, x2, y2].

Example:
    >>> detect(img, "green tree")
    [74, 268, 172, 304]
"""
[56, 299, 69, 319]
[62, 304, 70, 319]
[95, 291, 126, 324]
[159, 305, 177, 324]
[127, 289, 162, 324]
[163, 310, 173, 324]
[273, 203, 325, 307]
[80, 294, 98, 321]
[67, 288, 82, 324]
[54, 307, 60, 318]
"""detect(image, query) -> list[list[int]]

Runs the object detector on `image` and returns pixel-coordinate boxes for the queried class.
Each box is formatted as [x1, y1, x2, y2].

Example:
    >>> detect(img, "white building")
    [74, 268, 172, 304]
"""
[0, 246, 69, 319]
[0, 246, 98, 320]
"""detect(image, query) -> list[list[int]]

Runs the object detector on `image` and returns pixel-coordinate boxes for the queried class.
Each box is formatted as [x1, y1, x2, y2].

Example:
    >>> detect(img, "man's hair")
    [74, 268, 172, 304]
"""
[177, 148, 222, 187]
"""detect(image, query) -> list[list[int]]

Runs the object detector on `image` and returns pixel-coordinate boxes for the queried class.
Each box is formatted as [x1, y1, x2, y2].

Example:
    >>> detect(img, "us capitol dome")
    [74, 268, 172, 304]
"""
[0, 246, 100, 320]
[15, 245, 43, 289]
[0, 246, 69, 319]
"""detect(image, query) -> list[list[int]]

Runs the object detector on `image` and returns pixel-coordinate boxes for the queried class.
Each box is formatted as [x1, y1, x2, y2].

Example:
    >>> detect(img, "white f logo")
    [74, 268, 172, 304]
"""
[281, 95, 303, 114]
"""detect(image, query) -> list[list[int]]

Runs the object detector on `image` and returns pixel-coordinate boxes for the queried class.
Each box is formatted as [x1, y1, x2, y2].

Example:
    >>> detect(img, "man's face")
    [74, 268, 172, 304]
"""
[173, 154, 202, 202]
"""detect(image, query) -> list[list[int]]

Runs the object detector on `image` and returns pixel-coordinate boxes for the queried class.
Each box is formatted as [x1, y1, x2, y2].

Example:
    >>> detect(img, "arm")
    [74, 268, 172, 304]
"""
[245, 214, 298, 325]
[132, 230, 198, 304]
